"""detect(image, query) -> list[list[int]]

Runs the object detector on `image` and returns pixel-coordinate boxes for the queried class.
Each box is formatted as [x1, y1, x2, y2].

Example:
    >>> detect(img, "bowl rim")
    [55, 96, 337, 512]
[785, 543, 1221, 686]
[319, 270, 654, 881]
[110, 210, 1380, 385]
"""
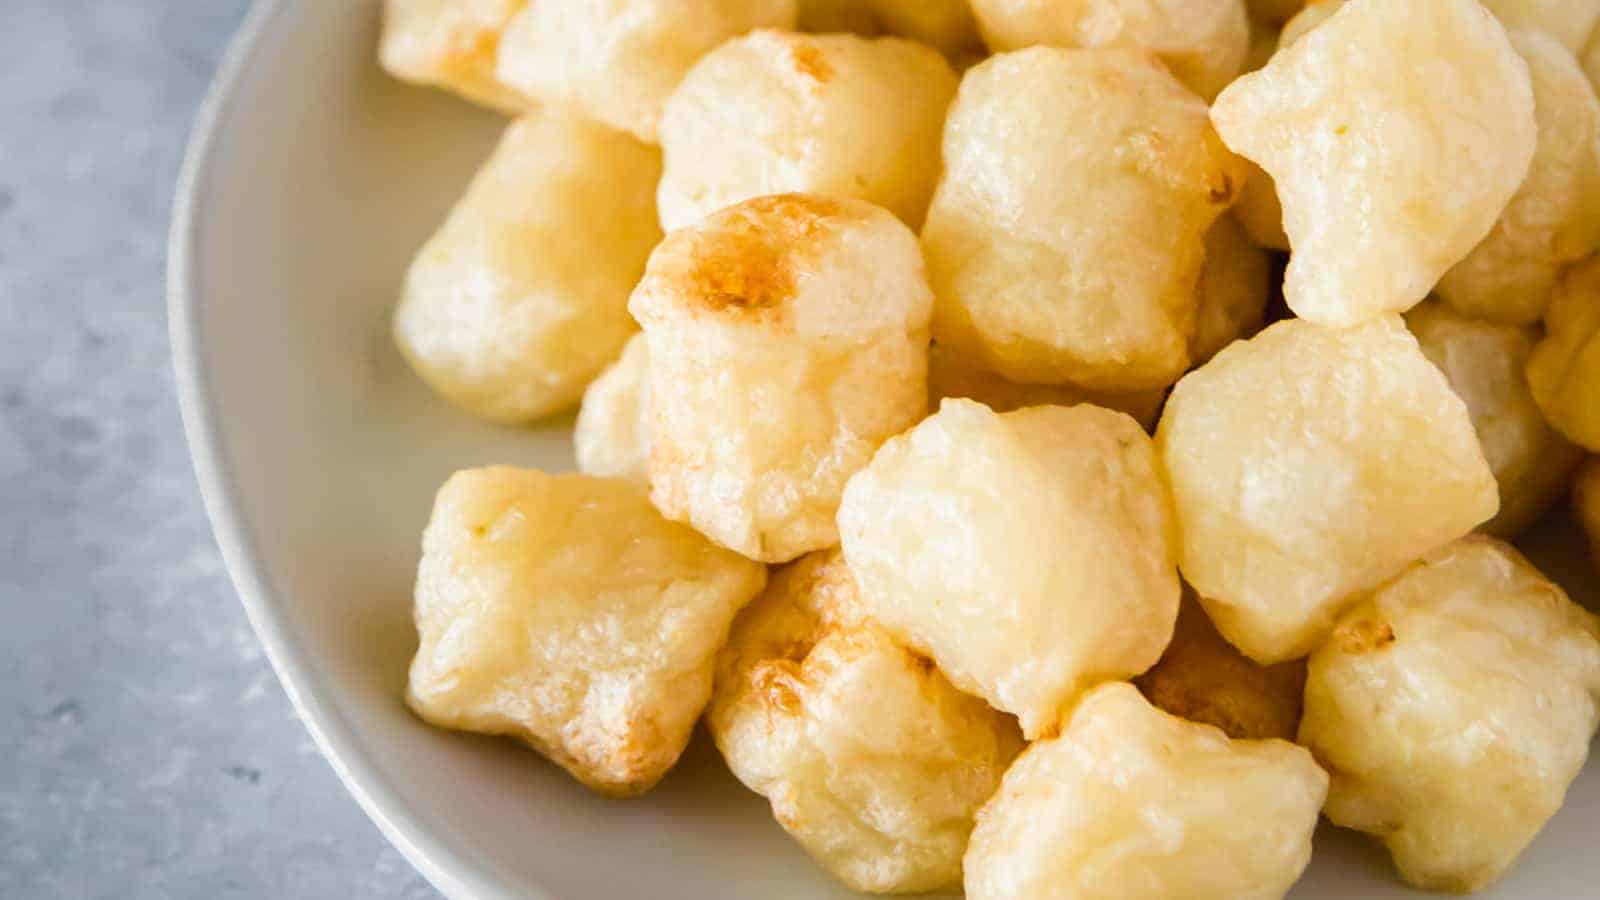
[167, 3, 531, 898]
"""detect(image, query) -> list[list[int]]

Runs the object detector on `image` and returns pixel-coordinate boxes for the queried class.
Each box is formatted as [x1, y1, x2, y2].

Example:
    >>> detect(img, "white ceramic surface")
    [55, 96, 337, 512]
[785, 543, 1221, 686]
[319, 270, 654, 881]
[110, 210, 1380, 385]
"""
[170, 2, 1600, 897]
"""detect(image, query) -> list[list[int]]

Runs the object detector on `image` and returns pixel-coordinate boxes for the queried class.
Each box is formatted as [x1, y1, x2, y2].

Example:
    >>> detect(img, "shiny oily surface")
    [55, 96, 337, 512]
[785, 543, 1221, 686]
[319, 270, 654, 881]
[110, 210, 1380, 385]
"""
[173, 3, 1600, 897]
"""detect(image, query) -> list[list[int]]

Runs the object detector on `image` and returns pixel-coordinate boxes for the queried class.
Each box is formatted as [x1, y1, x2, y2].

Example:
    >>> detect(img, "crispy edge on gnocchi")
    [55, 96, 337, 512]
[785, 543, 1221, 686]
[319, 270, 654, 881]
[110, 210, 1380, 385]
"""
[710, 551, 1022, 893]
[406, 467, 767, 796]
[629, 193, 933, 563]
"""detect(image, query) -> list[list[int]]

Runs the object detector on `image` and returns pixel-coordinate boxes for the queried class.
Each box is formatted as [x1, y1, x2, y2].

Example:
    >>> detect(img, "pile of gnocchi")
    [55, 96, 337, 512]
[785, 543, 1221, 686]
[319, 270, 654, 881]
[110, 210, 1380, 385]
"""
[381, 0, 1600, 896]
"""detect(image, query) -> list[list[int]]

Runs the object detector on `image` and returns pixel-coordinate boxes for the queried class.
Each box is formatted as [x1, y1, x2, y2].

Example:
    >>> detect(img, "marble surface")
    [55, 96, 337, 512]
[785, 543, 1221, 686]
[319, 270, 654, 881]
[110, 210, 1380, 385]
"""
[0, 2, 437, 896]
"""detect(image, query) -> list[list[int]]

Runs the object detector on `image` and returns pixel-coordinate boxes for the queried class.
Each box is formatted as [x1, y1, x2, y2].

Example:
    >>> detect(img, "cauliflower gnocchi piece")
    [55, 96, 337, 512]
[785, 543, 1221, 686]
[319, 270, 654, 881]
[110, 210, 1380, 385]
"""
[629, 194, 933, 563]
[494, 0, 798, 143]
[922, 48, 1247, 392]
[1478, 0, 1600, 54]
[839, 399, 1180, 737]
[1576, 458, 1600, 566]
[1211, 0, 1538, 327]
[710, 551, 1022, 894]
[1437, 31, 1600, 325]
[1135, 594, 1306, 741]
[393, 112, 662, 423]
[1190, 214, 1272, 366]
[379, 0, 532, 113]
[574, 334, 650, 485]
[969, 0, 1251, 100]
[1406, 300, 1583, 538]
[657, 31, 958, 231]
[926, 343, 1166, 430]
[406, 467, 767, 796]
[1158, 317, 1499, 663]
[1528, 257, 1600, 451]
[964, 683, 1327, 900]
[1300, 537, 1600, 893]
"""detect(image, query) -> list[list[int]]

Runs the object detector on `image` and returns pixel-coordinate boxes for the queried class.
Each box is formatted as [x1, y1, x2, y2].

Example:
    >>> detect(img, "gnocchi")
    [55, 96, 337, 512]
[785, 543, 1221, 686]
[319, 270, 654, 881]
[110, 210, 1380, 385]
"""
[629, 193, 933, 562]
[1158, 316, 1498, 663]
[1211, 0, 1538, 326]
[1300, 537, 1600, 892]
[657, 30, 957, 231]
[710, 551, 1022, 893]
[393, 112, 661, 423]
[839, 399, 1180, 737]
[964, 683, 1327, 900]
[495, 0, 797, 143]
[922, 47, 1246, 392]
[406, 468, 767, 796]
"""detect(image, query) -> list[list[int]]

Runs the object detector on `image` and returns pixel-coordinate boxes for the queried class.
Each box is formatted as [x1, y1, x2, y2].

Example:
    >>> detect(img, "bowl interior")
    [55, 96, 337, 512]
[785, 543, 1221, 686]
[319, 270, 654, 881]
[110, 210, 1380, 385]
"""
[174, 3, 1600, 897]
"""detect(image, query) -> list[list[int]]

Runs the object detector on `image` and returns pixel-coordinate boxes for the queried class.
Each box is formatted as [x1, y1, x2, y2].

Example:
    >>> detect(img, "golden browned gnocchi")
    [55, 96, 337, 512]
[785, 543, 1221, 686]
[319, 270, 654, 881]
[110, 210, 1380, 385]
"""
[964, 682, 1327, 900]
[1406, 299, 1584, 538]
[710, 551, 1022, 894]
[494, 0, 798, 143]
[1135, 594, 1306, 741]
[838, 399, 1179, 738]
[573, 334, 650, 485]
[1300, 537, 1600, 892]
[1528, 257, 1600, 451]
[925, 343, 1166, 430]
[1158, 317, 1498, 663]
[1576, 458, 1600, 566]
[1189, 214, 1272, 366]
[1436, 30, 1600, 325]
[379, 0, 532, 113]
[922, 47, 1247, 393]
[1211, 0, 1538, 327]
[656, 31, 958, 231]
[629, 194, 932, 563]
[969, 0, 1252, 100]
[393, 112, 662, 423]
[406, 467, 767, 796]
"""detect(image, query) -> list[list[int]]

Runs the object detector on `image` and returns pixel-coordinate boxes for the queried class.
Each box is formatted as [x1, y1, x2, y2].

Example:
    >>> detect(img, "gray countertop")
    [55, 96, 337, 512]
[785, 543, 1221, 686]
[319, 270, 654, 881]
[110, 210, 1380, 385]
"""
[0, 2, 438, 896]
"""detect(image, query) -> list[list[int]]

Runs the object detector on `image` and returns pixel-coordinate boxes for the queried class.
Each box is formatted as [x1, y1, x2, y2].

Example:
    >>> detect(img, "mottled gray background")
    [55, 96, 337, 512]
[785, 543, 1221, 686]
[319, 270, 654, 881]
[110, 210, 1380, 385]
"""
[0, 2, 438, 896]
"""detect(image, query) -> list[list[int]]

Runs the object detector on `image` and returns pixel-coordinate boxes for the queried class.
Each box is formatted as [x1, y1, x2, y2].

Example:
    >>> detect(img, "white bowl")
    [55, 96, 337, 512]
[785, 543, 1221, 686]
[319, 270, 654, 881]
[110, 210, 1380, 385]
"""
[170, 2, 1600, 897]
